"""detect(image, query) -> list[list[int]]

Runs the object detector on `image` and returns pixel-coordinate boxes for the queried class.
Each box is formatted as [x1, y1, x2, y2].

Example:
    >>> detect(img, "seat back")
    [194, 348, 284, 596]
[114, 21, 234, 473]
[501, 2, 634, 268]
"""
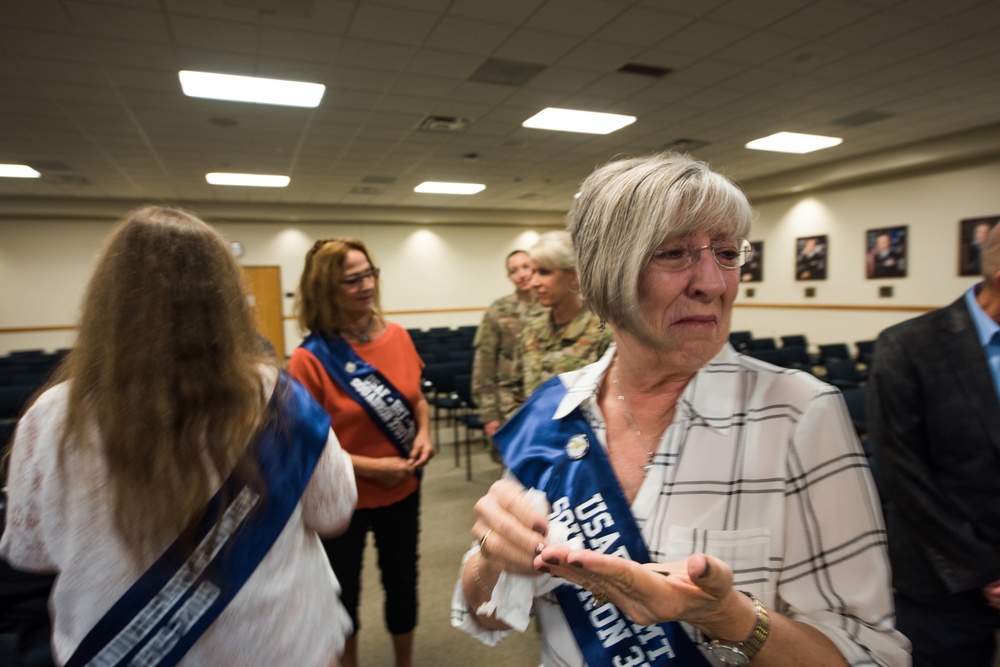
[421, 361, 466, 397]
[818, 343, 851, 364]
[729, 330, 752, 351]
[746, 337, 776, 350]
[824, 358, 864, 388]
[778, 345, 811, 370]
[746, 348, 783, 366]
[780, 334, 807, 348]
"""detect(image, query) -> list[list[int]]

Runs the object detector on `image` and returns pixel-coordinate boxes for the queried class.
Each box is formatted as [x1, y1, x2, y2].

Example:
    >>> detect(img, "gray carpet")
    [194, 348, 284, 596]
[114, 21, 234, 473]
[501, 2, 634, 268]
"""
[354, 427, 541, 667]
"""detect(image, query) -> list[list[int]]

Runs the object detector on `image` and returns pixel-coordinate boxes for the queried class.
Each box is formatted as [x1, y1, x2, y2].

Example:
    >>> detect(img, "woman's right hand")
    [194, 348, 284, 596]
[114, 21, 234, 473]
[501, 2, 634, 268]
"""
[472, 479, 550, 576]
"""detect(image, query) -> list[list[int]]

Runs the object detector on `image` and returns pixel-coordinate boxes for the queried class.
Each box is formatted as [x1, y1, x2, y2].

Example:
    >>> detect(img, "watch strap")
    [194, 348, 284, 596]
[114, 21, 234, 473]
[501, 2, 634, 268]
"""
[703, 591, 771, 662]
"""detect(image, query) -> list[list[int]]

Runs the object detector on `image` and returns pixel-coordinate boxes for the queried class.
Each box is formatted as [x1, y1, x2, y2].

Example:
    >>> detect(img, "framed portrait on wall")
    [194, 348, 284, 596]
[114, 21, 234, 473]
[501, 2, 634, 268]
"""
[741, 240, 763, 282]
[795, 235, 827, 281]
[865, 226, 907, 279]
[959, 216, 999, 276]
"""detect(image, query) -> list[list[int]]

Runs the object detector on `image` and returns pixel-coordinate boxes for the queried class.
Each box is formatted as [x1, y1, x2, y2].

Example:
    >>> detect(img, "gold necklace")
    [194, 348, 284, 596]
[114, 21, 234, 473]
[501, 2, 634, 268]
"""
[610, 370, 657, 472]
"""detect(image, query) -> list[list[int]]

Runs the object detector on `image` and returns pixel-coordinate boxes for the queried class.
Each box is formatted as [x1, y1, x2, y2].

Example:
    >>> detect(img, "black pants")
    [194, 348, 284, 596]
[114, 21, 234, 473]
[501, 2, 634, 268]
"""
[323, 489, 420, 636]
[895, 593, 1000, 667]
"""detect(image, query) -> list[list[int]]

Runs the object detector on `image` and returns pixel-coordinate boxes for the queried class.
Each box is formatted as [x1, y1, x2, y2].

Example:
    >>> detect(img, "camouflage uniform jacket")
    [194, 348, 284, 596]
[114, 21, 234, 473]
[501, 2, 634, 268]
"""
[500, 306, 612, 419]
[471, 292, 546, 424]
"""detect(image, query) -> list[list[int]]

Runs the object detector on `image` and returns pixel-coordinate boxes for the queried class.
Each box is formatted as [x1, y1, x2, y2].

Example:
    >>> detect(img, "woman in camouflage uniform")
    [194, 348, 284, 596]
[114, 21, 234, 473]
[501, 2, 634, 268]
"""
[471, 250, 546, 438]
[500, 231, 611, 419]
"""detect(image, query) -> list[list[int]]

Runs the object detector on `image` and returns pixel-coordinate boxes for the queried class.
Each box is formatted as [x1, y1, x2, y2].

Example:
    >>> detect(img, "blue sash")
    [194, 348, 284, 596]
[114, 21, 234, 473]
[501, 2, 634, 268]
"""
[494, 377, 710, 667]
[65, 374, 331, 667]
[301, 333, 417, 460]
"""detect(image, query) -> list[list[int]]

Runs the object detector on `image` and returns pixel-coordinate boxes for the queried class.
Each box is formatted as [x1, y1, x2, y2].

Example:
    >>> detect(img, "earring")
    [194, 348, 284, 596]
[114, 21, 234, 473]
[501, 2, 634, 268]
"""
[598, 320, 606, 332]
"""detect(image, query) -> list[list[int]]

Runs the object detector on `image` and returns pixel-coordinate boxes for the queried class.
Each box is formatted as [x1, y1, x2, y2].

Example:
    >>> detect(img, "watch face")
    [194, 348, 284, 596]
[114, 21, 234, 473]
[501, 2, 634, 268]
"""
[707, 644, 750, 666]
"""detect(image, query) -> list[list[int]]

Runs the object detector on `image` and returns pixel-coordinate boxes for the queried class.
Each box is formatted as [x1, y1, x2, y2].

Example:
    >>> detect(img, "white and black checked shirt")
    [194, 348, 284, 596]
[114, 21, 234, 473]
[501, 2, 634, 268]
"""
[452, 344, 910, 666]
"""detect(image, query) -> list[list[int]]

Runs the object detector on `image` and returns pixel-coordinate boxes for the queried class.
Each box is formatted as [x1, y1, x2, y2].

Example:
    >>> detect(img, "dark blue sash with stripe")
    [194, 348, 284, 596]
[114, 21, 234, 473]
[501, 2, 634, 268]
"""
[494, 377, 709, 667]
[301, 333, 417, 460]
[64, 374, 331, 667]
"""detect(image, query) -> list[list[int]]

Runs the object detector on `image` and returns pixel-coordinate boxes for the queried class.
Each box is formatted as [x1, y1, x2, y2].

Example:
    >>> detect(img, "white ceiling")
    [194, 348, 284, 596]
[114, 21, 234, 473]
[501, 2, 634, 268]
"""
[2, 0, 1000, 225]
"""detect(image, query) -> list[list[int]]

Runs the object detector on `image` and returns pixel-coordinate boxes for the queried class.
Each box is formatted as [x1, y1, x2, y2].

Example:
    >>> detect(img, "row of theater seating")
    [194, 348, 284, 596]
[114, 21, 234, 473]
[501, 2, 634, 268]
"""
[408, 327, 481, 480]
[1, 350, 68, 452]
[411, 326, 886, 482]
[729, 331, 875, 390]
[729, 331, 888, 508]
[0, 329, 881, 484]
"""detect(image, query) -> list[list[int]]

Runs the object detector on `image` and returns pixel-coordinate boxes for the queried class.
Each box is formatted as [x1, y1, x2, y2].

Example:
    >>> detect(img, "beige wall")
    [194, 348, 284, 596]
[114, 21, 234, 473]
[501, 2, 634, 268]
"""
[2, 157, 999, 356]
[0, 217, 552, 356]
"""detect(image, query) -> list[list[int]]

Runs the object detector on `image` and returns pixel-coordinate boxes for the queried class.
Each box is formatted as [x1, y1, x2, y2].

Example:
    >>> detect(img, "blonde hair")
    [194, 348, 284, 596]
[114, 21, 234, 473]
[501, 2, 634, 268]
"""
[54, 206, 270, 560]
[295, 238, 383, 335]
[530, 231, 576, 270]
[568, 152, 753, 342]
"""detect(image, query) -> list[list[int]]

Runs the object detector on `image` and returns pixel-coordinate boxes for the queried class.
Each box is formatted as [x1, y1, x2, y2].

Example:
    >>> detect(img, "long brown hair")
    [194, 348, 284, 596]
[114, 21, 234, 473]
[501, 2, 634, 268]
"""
[54, 206, 270, 560]
[295, 237, 383, 335]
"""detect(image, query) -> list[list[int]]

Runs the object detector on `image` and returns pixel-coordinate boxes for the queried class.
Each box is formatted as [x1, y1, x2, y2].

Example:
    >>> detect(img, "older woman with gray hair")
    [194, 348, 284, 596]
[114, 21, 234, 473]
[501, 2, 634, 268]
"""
[497, 230, 611, 420]
[452, 153, 908, 666]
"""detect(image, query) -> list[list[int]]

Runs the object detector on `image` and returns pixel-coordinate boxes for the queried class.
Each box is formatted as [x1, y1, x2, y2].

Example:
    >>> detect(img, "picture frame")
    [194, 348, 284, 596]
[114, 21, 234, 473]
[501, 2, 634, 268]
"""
[795, 235, 827, 281]
[865, 226, 907, 279]
[959, 216, 999, 276]
[740, 240, 763, 283]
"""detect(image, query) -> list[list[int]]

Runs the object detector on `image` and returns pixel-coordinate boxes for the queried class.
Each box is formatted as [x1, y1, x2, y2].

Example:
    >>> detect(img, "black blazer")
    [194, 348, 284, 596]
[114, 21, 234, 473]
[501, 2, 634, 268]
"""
[869, 295, 1000, 613]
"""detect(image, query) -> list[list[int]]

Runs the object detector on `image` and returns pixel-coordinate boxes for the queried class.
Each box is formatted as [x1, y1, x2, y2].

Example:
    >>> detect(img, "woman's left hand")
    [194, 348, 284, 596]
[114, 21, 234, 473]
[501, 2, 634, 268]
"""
[409, 433, 435, 468]
[534, 544, 742, 630]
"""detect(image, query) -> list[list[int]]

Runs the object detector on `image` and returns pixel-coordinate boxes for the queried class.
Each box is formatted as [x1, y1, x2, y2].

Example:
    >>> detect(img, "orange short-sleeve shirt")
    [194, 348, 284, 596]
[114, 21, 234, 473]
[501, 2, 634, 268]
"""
[289, 322, 424, 509]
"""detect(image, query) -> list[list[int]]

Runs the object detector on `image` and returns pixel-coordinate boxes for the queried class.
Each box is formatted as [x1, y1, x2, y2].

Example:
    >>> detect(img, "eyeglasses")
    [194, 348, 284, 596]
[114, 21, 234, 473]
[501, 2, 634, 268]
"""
[651, 238, 754, 272]
[341, 267, 380, 286]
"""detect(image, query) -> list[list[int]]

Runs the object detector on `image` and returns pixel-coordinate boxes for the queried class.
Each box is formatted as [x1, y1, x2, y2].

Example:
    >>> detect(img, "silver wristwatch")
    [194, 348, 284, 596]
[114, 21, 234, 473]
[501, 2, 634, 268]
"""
[702, 591, 771, 665]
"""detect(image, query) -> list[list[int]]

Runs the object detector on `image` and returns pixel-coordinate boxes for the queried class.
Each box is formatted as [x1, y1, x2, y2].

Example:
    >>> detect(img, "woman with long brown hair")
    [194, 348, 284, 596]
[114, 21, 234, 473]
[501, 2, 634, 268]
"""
[0, 206, 357, 666]
[289, 238, 433, 667]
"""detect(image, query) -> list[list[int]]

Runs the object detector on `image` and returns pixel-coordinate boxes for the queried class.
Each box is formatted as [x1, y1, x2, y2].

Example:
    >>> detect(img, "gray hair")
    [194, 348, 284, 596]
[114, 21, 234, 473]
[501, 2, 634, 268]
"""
[982, 222, 1000, 285]
[530, 230, 576, 270]
[568, 152, 753, 341]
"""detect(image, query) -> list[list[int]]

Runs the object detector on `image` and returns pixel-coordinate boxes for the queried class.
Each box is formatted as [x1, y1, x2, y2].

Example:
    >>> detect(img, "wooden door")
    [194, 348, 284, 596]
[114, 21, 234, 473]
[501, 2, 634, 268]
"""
[243, 266, 286, 358]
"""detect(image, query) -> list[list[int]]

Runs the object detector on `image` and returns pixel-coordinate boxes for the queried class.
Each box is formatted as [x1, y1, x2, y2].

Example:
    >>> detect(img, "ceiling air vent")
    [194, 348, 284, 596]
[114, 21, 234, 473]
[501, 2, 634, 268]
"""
[659, 138, 709, 153]
[618, 63, 672, 78]
[224, 0, 312, 16]
[469, 58, 545, 86]
[417, 115, 468, 132]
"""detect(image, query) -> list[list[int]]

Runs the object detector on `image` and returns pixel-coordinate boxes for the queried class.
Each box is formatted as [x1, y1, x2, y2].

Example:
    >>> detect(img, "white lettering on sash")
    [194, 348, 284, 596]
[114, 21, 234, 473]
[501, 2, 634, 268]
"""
[634, 622, 675, 660]
[90, 487, 259, 667]
[548, 496, 583, 546]
[350, 375, 415, 444]
[612, 645, 649, 667]
[554, 492, 667, 665]
[129, 582, 220, 666]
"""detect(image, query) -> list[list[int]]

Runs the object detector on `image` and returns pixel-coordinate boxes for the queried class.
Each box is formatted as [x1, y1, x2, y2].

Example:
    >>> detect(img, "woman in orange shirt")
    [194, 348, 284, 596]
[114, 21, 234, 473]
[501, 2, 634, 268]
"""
[289, 238, 434, 667]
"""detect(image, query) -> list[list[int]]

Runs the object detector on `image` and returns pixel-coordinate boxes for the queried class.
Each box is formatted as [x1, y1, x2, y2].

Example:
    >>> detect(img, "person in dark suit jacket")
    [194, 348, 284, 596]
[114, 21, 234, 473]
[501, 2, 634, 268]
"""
[868, 222, 1000, 666]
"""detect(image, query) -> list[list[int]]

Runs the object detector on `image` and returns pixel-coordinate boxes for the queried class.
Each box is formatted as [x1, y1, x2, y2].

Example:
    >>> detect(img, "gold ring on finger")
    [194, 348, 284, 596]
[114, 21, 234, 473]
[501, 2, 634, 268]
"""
[479, 529, 493, 559]
[590, 591, 610, 608]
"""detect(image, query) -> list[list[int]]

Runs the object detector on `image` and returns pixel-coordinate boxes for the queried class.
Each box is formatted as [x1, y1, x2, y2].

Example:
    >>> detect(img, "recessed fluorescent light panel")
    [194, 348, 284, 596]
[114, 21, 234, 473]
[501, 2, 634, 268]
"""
[745, 132, 843, 154]
[206, 173, 290, 187]
[179, 71, 325, 108]
[522, 108, 636, 135]
[0, 164, 41, 178]
[414, 182, 486, 195]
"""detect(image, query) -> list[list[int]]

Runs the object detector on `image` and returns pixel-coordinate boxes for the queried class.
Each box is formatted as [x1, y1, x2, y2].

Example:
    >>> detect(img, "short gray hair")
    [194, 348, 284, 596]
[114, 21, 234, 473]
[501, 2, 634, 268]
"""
[530, 230, 576, 270]
[568, 152, 753, 340]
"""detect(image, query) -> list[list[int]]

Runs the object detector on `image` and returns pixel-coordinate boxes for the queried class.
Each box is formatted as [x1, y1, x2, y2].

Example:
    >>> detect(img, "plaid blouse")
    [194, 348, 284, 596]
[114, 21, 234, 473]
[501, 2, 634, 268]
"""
[452, 344, 909, 666]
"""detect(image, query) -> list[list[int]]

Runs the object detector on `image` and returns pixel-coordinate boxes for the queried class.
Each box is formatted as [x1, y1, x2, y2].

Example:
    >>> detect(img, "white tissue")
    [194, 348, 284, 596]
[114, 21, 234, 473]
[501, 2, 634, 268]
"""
[475, 487, 584, 632]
